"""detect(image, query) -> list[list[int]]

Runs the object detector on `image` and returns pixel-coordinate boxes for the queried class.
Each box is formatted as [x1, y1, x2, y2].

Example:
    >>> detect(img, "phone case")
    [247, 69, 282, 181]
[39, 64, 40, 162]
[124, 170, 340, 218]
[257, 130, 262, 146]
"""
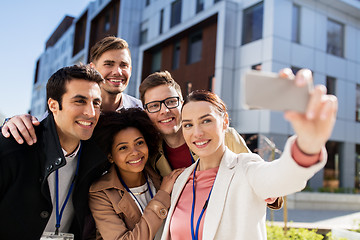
[243, 70, 313, 113]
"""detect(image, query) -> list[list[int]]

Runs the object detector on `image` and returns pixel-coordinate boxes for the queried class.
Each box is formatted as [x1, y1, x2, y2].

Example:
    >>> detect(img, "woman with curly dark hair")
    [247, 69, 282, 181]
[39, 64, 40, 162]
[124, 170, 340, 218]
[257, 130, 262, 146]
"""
[89, 108, 183, 240]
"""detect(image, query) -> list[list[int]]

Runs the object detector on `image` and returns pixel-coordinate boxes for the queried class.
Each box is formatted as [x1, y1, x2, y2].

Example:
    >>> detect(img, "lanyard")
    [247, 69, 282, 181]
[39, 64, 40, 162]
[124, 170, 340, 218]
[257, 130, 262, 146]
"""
[190, 150, 195, 163]
[117, 169, 154, 213]
[55, 144, 82, 235]
[190, 161, 214, 240]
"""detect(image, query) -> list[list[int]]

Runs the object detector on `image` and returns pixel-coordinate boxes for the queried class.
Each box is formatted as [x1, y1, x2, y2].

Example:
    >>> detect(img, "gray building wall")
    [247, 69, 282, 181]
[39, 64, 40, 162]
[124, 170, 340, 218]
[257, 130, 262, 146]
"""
[31, 0, 360, 191]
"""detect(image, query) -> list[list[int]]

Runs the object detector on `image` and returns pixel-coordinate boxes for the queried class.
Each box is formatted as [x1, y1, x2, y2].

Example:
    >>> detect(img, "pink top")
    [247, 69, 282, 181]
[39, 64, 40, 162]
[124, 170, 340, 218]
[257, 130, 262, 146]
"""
[170, 166, 218, 240]
[169, 142, 320, 239]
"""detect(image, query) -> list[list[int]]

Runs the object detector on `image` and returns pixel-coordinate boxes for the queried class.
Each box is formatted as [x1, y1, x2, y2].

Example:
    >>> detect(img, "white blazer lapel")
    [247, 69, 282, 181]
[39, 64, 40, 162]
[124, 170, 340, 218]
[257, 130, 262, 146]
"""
[161, 162, 197, 239]
[171, 162, 196, 206]
[202, 148, 238, 240]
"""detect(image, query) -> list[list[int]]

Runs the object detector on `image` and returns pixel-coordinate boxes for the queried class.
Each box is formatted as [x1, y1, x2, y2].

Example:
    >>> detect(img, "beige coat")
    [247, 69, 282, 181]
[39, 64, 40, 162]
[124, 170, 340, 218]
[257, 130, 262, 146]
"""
[89, 165, 170, 240]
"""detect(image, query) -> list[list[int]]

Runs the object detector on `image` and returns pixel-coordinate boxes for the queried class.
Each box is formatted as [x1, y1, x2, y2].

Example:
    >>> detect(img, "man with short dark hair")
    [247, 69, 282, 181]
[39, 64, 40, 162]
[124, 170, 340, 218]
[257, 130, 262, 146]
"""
[0, 65, 109, 239]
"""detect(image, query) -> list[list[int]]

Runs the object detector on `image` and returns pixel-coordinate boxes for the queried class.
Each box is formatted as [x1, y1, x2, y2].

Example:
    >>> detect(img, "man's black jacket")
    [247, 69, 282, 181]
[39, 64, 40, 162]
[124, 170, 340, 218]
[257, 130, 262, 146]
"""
[0, 113, 109, 239]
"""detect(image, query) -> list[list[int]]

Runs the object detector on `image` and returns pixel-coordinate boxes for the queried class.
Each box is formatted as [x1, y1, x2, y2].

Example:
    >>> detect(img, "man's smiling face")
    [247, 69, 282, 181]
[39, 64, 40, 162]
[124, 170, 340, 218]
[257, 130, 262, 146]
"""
[91, 48, 132, 95]
[49, 79, 102, 150]
[144, 85, 182, 137]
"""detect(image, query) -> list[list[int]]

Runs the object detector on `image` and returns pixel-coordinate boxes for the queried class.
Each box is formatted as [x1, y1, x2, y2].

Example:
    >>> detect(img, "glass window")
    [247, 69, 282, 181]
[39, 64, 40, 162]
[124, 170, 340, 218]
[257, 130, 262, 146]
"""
[242, 2, 263, 45]
[356, 84, 360, 122]
[159, 9, 164, 34]
[171, 0, 182, 28]
[104, 11, 110, 32]
[172, 40, 181, 69]
[208, 75, 215, 92]
[146, 0, 150, 6]
[140, 20, 148, 45]
[356, 145, 360, 190]
[196, 0, 204, 13]
[323, 141, 341, 191]
[140, 29, 148, 45]
[292, 4, 300, 43]
[187, 31, 202, 64]
[151, 49, 162, 73]
[242, 134, 258, 153]
[326, 76, 336, 95]
[327, 19, 344, 57]
[112, 5, 117, 24]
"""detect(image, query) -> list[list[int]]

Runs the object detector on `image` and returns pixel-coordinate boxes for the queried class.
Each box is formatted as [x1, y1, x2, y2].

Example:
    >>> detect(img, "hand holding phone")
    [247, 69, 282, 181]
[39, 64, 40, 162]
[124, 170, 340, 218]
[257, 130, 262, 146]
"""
[243, 70, 314, 113]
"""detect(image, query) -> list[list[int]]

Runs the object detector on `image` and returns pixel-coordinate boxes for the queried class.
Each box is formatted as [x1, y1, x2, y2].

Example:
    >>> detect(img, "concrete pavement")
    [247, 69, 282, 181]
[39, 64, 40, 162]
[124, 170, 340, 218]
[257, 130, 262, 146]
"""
[266, 208, 360, 231]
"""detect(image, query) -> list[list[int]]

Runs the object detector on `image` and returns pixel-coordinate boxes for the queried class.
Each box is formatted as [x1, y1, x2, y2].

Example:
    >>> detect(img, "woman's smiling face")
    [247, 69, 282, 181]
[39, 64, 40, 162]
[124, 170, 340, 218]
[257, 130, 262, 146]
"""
[181, 100, 227, 162]
[110, 127, 149, 176]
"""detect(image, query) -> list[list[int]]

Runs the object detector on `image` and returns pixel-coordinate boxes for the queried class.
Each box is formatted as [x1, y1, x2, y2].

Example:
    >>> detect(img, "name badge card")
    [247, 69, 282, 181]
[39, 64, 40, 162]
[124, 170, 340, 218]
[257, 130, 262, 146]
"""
[41, 232, 74, 240]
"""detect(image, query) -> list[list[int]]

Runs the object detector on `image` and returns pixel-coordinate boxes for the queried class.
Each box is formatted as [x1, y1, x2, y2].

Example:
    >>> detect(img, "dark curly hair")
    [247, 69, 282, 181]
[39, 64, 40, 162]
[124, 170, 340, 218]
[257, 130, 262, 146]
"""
[91, 108, 161, 165]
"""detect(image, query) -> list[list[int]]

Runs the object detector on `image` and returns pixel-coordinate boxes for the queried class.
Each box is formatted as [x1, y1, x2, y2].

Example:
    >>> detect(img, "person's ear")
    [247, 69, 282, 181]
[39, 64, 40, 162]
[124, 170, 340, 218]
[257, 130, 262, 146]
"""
[48, 98, 59, 114]
[89, 62, 95, 68]
[108, 154, 114, 163]
[223, 112, 229, 130]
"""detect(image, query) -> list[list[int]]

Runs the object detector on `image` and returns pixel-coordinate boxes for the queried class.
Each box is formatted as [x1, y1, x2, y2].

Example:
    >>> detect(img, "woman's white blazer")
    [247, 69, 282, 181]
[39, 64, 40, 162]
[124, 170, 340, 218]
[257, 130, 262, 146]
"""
[161, 136, 326, 240]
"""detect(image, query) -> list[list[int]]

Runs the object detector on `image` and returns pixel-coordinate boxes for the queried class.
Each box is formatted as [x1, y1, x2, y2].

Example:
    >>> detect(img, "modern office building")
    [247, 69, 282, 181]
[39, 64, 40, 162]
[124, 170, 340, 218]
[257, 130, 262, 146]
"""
[31, 0, 360, 192]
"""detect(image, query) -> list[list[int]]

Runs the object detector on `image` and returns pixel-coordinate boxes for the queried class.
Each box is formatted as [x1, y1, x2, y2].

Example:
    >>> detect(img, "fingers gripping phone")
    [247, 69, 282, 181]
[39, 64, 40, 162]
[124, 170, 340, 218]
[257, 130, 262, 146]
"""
[242, 70, 313, 113]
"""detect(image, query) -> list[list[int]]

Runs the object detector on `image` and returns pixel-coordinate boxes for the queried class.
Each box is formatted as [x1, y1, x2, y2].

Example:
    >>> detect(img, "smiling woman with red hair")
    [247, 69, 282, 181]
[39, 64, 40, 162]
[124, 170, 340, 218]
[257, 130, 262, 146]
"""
[161, 69, 338, 240]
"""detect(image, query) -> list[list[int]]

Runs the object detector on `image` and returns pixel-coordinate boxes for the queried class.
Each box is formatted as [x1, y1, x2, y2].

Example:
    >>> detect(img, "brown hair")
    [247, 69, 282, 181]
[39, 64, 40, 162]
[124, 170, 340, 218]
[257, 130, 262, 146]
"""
[90, 36, 131, 63]
[139, 71, 183, 105]
[182, 90, 227, 116]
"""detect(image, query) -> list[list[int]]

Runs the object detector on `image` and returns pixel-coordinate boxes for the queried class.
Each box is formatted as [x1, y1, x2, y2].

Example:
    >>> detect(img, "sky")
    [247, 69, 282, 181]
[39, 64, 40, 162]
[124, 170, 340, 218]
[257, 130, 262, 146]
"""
[0, 0, 92, 118]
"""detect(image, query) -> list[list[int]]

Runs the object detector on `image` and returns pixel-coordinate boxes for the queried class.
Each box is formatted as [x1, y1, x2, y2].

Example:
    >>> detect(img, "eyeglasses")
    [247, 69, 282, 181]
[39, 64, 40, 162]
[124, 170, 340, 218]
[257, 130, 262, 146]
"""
[144, 97, 180, 113]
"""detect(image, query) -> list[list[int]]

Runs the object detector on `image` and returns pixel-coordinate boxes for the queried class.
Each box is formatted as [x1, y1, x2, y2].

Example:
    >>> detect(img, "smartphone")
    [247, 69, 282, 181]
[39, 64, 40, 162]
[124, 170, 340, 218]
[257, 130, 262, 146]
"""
[242, 70, 313, 113]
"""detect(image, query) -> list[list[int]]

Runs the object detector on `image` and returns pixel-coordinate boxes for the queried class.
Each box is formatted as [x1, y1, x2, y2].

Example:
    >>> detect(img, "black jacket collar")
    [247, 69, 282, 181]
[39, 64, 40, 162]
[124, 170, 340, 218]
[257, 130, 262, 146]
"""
[38, 113, 67, 179]
[37, 113, 109, 191]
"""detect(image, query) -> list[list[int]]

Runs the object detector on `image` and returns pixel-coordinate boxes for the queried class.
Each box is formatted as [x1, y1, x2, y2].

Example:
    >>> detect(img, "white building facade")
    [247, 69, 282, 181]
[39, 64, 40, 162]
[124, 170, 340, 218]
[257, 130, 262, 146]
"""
[31, 0, 360, 191]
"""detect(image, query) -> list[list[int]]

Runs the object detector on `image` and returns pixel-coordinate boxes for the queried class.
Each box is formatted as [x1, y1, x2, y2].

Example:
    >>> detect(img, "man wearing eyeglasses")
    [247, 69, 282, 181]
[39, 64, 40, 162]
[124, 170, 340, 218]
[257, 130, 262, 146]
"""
[139, 71, 282, 209]
[139, 70, 251, 174]
[140, 73, 189, 173]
